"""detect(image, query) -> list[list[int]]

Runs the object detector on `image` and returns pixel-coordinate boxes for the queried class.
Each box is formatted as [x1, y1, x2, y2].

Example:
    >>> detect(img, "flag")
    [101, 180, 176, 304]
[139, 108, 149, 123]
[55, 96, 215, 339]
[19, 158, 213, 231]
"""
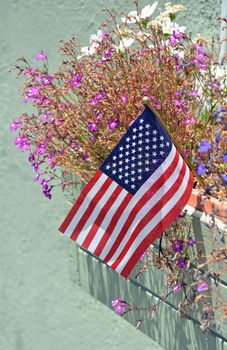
[59, 105, 194, 278]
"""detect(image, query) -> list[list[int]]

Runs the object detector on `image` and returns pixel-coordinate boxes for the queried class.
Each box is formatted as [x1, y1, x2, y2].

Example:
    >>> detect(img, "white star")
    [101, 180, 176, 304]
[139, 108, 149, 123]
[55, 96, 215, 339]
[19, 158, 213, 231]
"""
[112, 163, 117, 167]
[132, 142, 136, 147]
[152, 130, 158, 134]
[131, 163, 136, 168]
[145, 167, 150, 172]
[138, 175, 142, 180]
[125, 151, 130, 156]
[106, 164, 110, 170]
[132, 135, 137, 140]
[160, 135, 164, 141]
[138, 168, 143, 173]
[125, 158, 129, 163]
[119, 153, 123, 158]
[133, 127, 137, 132]
[152, 144, 157, 149]
[152, 137, 157, 142]
[119, 160, 123, 165]
[131, 177, 135, 182]
[138, 154, 143, 159]
[139, 119, 144, 123]
[131, 170, 135, 175]
[131, 156, 136, 161]
[160, 150, 165, 156]
[125, 172, 129, 177]
[145, 145, 150, 150]
[125, 165, 129, 170]
[145, 131, 150, 136]
[166, 142, 170, 147]
[139, 125, 144, 130]
[131, 184, 136, 189]
[126, 137, 130, 142]
[152, 151, 157, 157]
[126, 144, 130, 149]
[145, 153, 149, 158]
[113, 156, 117, 160]
[152, 159, 157, 164]
[145, 138, 150, 143]
[119, 168, 123, 172]
[112, 169, 117, 174]
[138, 161, 142, 166]
[138, 140, 143, 145]
[125, 179, 129, 184]
[160, 143, 164, 148]
[118, 175, 123, 179]
[138, 147, 143, 152]
[132, 149, 136, 154]
[119, 146, 124, 151]
[145, 160, 150, 165]
[138, 132, 143, 138]
[145, 124, 151, 129]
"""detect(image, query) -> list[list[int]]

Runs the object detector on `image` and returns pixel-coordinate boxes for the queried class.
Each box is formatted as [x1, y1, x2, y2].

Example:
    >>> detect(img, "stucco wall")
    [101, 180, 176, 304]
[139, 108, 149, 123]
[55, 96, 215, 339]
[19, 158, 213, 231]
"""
[0, 1, 222, 349]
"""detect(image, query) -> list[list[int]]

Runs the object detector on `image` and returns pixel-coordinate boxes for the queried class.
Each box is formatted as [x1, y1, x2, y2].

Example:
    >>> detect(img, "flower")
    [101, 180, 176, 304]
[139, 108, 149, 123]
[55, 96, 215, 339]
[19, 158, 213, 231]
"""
[111, 297, 127, 314]
[177, 258, 187, 269]
[198, 139, 212, 153]
[9, 120, 21, 131]
[197, 164, 206, 176]
[172, 239, 184, 252]
[197, 282, 209, 292]
[121, 2, 158, 23]
[108, 119, 119, 130]
[35, 50, 47, 61]
[172, 282, 184, 293]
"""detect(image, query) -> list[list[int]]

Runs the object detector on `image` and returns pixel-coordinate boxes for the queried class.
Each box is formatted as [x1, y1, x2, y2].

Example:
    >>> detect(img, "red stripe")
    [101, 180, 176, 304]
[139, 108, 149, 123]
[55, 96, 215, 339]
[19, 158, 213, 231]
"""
[121, 170, 194, 278]
[94, 192, 132, 257]
[70, 176, 113, 241]
[103, 151, 180, 264]
[82, 186, 123, 249]
[58, 170, 102, 233]
[110, 159, 187, 271]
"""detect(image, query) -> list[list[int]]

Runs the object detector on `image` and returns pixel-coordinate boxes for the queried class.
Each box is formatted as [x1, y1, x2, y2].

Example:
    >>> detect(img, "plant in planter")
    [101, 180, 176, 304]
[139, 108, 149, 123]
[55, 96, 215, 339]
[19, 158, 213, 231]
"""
[11, 0, 226, 336]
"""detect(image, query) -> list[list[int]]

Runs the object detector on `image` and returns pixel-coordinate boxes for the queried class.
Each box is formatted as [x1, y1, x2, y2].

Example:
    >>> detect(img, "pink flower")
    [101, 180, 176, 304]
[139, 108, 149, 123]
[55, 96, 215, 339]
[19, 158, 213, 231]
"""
[108, 119, 119, 130]
[197, 282, 209, 292]
[35, 50, 47, 61]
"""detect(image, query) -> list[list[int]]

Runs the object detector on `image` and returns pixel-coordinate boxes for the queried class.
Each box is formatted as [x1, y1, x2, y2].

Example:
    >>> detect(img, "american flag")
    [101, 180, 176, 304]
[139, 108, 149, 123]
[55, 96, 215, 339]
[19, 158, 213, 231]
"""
[59, 106, 193, 278]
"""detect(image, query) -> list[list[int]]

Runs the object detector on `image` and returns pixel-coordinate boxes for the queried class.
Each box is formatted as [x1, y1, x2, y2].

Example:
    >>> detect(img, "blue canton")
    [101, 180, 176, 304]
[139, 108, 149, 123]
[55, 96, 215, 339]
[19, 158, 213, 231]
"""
[100, 106, 172, 194]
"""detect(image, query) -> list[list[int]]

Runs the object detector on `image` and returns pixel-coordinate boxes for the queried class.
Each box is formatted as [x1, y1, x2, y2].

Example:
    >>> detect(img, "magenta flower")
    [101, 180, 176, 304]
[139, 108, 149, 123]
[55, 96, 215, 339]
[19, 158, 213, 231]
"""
[14, 136, 30, 151]
[108, 119, 119, 130]
[111, 297, 126, 314]
[172, 283, 184, 293]
[35, 50, 47, 61]
[69, 73, 82, 88]
[88, 122, 98, 132]
[120, 95, 128, 104]
[9, 120, 21, 131]
[187, 239, 196, 247]
[197, 282, 209, 292]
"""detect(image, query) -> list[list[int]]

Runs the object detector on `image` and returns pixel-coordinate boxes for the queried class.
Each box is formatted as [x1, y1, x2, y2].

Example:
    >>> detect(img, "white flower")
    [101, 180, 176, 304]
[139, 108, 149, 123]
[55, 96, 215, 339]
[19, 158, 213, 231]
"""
[90, 30, 104, 45]
[115, 38, 135, 53]
[161, 18, 186, 35]
[121, 2, 158, 23]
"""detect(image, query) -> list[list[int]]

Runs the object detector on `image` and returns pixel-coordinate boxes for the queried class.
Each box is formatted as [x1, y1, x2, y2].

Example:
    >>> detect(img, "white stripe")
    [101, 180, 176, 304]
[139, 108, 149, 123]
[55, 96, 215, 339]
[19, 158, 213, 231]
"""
[106, 153, 183, 266]
[76, 181, 119, 245]
[64, 173, 108, 237]
[115, 165, 190, 274]
[99, 146, 176, 260]
[87, 189, 129, 253]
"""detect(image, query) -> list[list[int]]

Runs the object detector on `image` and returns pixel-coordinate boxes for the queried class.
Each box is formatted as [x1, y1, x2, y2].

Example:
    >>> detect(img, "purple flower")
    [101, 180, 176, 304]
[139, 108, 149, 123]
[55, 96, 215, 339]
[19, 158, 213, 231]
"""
[198, 139, 212, 153]
[224, 153, 227, 162]
[172, 240, 184, 252]
[14, 136, 30, 151]
[88, 122, 98, 132]
[187, 239, 196, 247]
[197, 163, 206, 176]
[111, 297, 126, 314]
[172, 283, 184, 293]
[197, 282, 209, 292]
[69, 73, 82, 88]
[108, 119, 119, 130]
[35, 50, 47, 61]
[9, 120, 21, 131]
[120, 95, 128, 104]
[177, 258, 187, 269]
[36, 144, 47, 155]
[42, 113, 51, 122]
[221, 173, 227, 185]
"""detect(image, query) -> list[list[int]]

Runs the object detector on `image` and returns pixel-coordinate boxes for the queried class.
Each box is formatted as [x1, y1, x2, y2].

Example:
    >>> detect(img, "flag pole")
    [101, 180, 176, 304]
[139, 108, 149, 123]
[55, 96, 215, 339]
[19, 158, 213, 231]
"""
[142, 97, 206, 190]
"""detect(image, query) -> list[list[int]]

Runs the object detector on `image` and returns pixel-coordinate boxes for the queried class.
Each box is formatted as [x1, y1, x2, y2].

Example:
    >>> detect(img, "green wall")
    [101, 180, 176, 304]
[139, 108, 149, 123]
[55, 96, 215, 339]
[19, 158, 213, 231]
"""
[0, 1, 222, 349]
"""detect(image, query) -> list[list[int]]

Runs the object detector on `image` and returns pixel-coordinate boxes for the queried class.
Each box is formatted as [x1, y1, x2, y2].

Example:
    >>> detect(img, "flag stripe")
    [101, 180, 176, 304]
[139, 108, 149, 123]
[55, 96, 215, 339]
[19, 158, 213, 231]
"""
[120, 169, 194, 277]
[81, 185, 123, 249]
[59, 169, 102, 233]
[102, 147, 179, 264]
[92, 192, 133, 256]
[99, 146, 176, 261]
[115, 164, 191, 276]
[110, 158, 186, 270]
[70, 176, 113, 241]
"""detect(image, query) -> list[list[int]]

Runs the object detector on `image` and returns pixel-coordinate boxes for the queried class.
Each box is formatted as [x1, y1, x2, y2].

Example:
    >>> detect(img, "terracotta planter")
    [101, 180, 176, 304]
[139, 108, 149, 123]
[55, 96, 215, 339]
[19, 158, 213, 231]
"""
[188, 189, 227, 223]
